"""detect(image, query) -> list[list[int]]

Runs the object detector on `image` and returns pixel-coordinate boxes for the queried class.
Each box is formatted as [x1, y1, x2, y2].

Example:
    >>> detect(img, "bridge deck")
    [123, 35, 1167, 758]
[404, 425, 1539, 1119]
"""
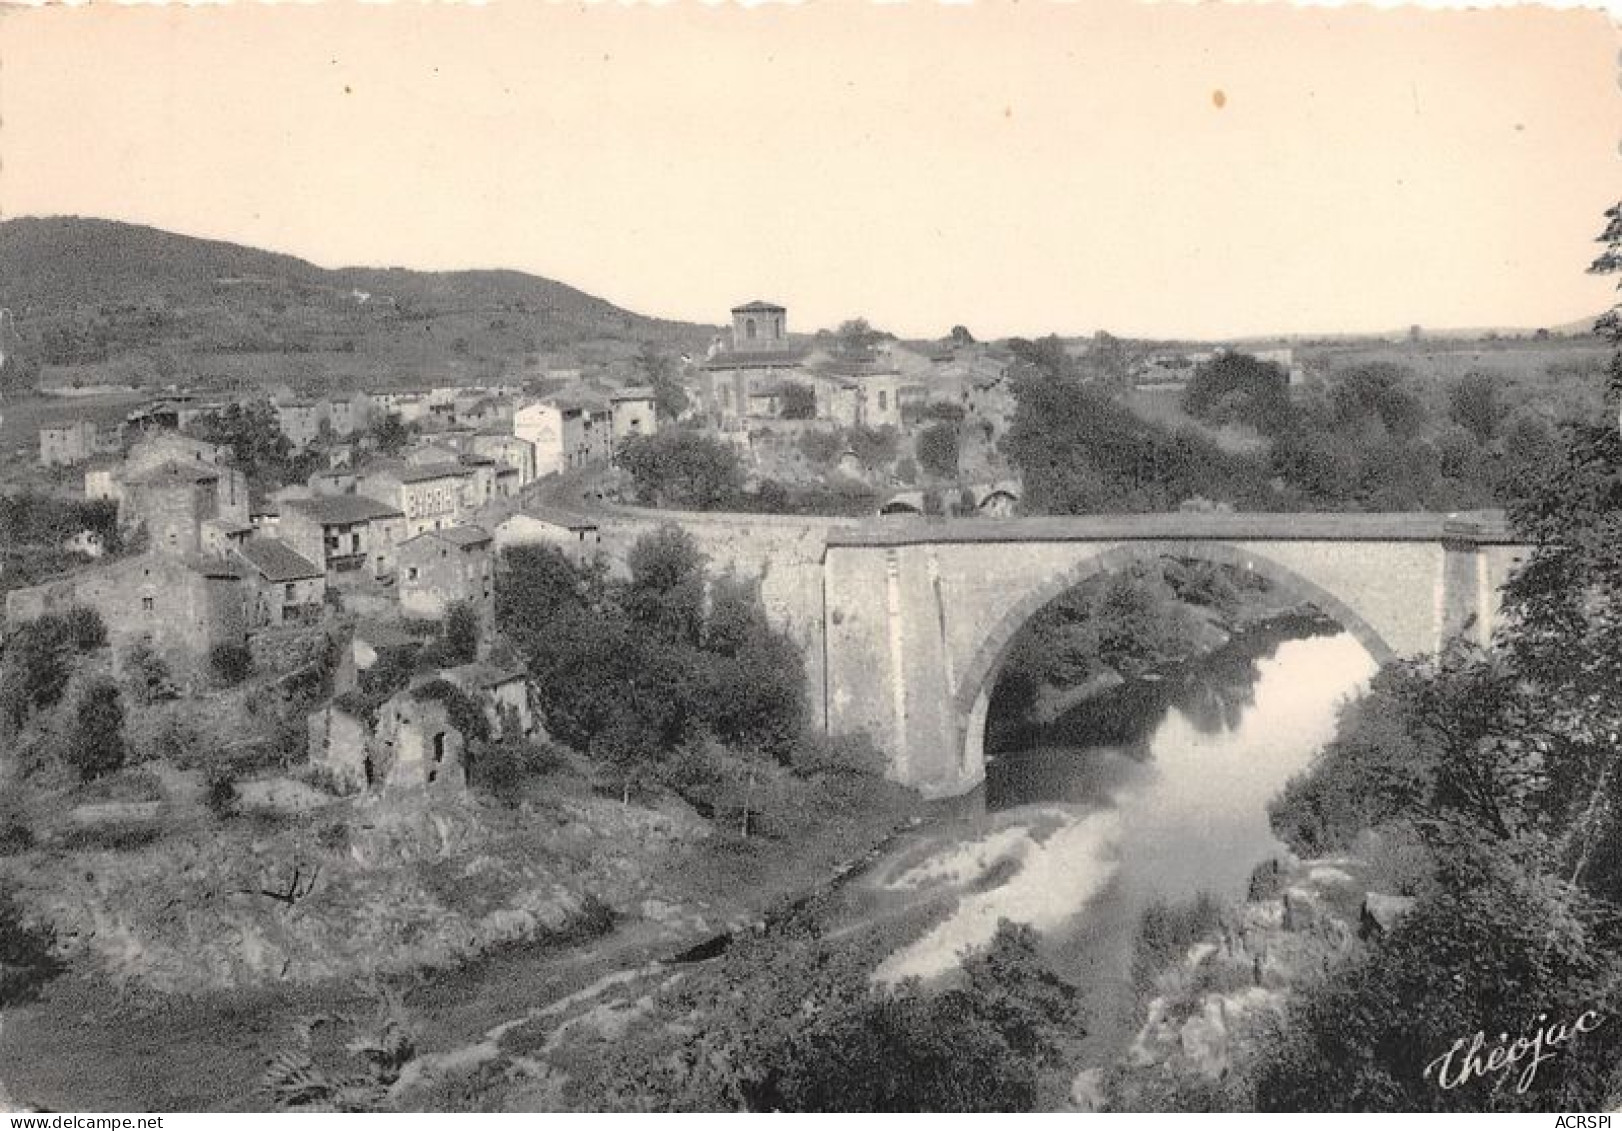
[824, 510, 1520, 547]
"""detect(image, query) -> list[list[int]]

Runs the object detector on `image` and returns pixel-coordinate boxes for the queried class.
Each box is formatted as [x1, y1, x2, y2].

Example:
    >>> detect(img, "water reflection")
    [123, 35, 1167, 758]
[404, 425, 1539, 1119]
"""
[868, 625, 1376, 999]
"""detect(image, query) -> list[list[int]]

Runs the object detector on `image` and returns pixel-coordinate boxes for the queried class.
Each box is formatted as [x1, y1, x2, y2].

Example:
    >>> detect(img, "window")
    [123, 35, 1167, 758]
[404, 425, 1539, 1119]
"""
[141, 596, 155, 611]
[284, 583, 296, 600]
[350, 533, 361, 552]
[745, 317, 757, 340]
[407, 566, 419, 581]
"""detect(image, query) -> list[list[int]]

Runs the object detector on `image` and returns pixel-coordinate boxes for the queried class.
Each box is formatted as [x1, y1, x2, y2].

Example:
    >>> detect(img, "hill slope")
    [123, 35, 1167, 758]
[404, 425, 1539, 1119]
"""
[0, 216, 714, 392]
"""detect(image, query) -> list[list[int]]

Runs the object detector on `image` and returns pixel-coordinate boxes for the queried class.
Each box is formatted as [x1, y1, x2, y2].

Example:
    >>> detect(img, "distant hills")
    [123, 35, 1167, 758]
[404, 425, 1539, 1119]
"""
[0, 216, 716, 393]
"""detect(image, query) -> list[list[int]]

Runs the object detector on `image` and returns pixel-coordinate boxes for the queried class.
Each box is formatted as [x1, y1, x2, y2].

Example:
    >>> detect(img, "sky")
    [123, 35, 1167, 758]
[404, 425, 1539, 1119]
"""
[0, 2, 1615, 341]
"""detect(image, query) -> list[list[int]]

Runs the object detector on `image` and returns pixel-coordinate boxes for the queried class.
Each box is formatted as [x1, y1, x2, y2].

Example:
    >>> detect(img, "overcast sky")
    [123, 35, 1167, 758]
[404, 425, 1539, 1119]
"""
[0, 3, 1614, 340]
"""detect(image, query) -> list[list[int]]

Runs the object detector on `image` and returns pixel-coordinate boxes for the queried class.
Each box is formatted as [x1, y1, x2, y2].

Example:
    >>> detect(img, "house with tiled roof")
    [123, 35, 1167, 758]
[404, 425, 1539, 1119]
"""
[232, 538, 327, 627]
[279, 493, 406, 579]
[397, 525, 494, 621]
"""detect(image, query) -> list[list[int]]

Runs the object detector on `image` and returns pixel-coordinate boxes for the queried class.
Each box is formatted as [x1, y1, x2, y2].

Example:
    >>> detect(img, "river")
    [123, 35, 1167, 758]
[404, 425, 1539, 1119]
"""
[840, 621, 1378, 1062]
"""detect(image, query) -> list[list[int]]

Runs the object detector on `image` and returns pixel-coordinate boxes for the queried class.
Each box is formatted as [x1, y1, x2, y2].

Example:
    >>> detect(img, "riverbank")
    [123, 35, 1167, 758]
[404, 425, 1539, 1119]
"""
[0, 766, 924, 1111]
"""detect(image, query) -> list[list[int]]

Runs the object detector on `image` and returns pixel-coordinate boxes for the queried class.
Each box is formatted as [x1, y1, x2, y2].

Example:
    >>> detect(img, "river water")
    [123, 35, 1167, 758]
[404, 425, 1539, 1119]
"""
[845, 623, 1378, 1059]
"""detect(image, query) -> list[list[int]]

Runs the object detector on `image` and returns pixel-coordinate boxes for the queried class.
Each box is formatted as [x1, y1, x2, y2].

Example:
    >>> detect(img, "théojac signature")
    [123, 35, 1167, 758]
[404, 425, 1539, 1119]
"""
[1424, 1011, 1604, 1095]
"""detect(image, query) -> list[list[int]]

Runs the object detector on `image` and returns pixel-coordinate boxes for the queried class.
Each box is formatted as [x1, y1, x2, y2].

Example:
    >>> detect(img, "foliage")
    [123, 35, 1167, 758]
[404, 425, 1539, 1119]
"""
[1447, 370, 1507, 444]
[796, 428, 843, 466]
[1182, 351, 1294, 434]
[410, 679, 490, 747]
[0, 492, 121, 554]
[210, 642, 254, 687]
[915, 422, 961, 479]
[635, 343, 689, 421]
[846, 424, 898, 469]
[187, 399, 311, 489]
[616, 429, 744, 510]
[367, 411, 412, 456]
[836, 318, 886, 353]
[60, 605, 108, 652]
[1003, 355, 1272, 513]
[779, 381, 818, 420]
[438, 600, 481, 666]
[121, 640, 177, 706]
[1249, 206, 1622, 1113]
[0, 615, 71, 732]
[497, 528, 810, 803]
[263, 994, 418, 1112]
[566, 915, 1084, 1112]
[921, 400, 967, 423]
[60, 678, 126, 782]
[0, 889, 63, 1008]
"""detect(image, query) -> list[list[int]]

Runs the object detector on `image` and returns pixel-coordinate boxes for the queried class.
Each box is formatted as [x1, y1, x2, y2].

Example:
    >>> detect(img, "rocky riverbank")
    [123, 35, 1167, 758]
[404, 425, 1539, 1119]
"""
[1094, 852, 1413, 1112]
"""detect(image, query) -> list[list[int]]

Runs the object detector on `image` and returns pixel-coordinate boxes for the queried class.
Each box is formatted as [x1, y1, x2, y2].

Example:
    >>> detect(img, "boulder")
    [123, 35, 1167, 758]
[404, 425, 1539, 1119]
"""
[1359, 892, 1417, 939]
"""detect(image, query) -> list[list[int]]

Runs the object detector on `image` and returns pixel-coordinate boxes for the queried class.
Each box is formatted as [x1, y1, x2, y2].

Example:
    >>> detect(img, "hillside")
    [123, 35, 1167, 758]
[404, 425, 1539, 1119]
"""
[0, 216, 716, 394]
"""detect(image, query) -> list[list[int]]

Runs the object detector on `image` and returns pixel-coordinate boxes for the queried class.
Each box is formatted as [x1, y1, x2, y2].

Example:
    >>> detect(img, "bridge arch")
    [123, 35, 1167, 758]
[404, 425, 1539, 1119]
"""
[950, 540, 1399, 784]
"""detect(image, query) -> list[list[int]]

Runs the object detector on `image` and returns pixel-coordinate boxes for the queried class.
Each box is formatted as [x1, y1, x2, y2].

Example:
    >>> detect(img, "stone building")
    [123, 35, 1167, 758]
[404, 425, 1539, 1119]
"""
[609, 386, 659, 442]
[232, 539, 327, 628]
[397, 525, 494, 621]
[359, 462, 473, 537]
[470, 431, 537, 485]
[492, 507, 601, 564]
[731, 300, 788, 352]
[279, 494, 406, 580]
[441, 662, 537, 740]
[373, 689, 467, 795]
[513, 399, 613, 479]
[39, 420, 99, 467]
[5, 553, 246, 661]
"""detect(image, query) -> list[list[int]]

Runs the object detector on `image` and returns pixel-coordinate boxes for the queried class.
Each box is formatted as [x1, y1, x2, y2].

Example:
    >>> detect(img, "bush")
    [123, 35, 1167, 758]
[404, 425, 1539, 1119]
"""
[60, 679, 126, 783]
[61, 605, 107, 652]
[0, 889, 63, 1007]
[916, 422, 961, 479]
[205, 764, 239, 818]
[210, 642, 254, 687]
[122, 641, 177, 705]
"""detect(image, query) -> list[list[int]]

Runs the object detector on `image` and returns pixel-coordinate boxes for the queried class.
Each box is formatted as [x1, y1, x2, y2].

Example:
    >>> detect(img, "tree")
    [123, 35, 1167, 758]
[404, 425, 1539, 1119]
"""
[440, 600, 481, 666]
[837, 318, 885, 354]
[916, 422, 961, 479]
[616, 430, 744, 510]
[949, 325, 977, 346]
[210, 642, 254, 686]
[367, 411, 411, 456]
[624, 526, 706, 648]
[61, 606, 107, 653]
[1083, 330, 1130, 386]
[1447, 371, 1507, 445]
[60, 679, 126, 782]
[846, 425, 898, 469]
[1183, 351, 1294, 434]
[636, 343, 689, 421]
[779, 381, 818, 420]
[188, 399, 297, 487]
[0, 618, 69, 732]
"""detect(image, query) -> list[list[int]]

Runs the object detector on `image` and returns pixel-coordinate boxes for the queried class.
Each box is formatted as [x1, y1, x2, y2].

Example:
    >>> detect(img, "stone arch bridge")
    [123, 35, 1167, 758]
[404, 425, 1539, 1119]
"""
[816, 512, 1527, 798]
[588, 505, 1528, 799]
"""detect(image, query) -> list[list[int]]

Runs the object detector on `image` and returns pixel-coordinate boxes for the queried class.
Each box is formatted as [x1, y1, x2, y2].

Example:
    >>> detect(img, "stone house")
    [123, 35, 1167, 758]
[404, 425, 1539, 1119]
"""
[610, 386, 659, 441]
[513, 400, 613, 479]
[5, 553, 246, 661]
[369, 688, 467, 795]
[232, 539, 327, 628]
[470, 431, 538, 485]
[274, 400, 326, 448]
[279, 494, 406, 580]
[39, 420, 98, 467]
[121, 462, 231, 558]
[201, 516, 255, 557]
[327, 397, 363, 437]
[441, 662, 537, 740]
[360, 462, 473, 537]
[397, 525, 494, 621]
[493, 507, 601, 564]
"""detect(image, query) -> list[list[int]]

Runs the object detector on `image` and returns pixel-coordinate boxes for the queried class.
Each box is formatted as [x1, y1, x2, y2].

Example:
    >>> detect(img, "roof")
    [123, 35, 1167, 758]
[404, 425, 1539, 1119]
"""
[610, 385, 657, 402]
[203, 517, 256, 536]
[440, 661, 526, 691]
[732, 300, 786, 313]
[402, 524, 492, 550]
[704, 348, 810, 371]
[284, 494, 403, 524]
[394, 462, 472, 484]
[124, 460, 221, 487]
[233, 538, 324, 583]
[353, 621, 423, 651]
[505, 506, 598, 532]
